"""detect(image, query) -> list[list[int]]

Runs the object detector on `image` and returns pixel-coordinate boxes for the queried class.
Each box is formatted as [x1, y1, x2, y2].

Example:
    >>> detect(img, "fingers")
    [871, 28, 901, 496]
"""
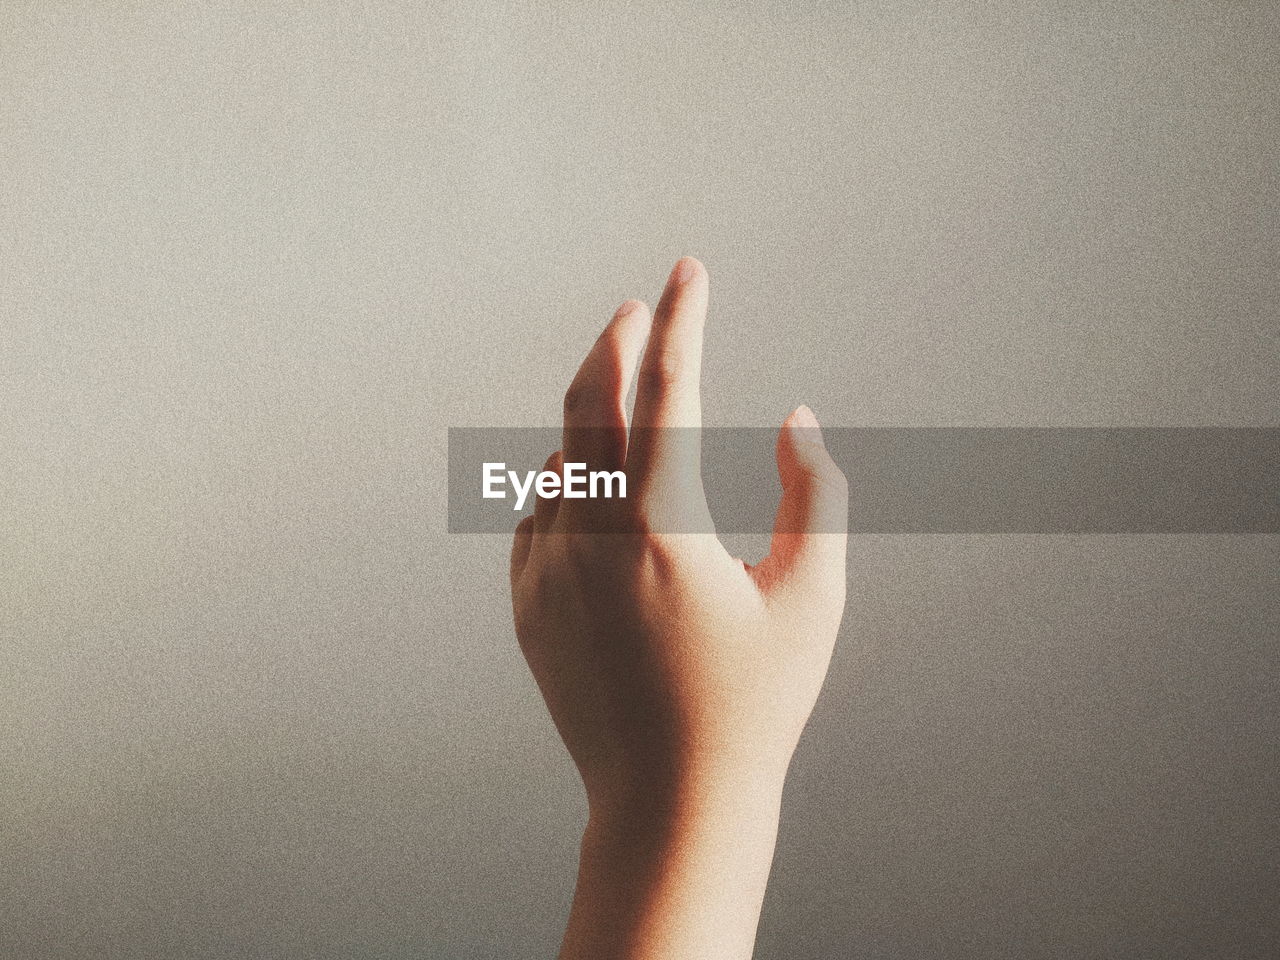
[511, 449, 565, 581]
[761, 406, 848, 594]
[562, 300, 651, 473]
[627, 257, 709, 493]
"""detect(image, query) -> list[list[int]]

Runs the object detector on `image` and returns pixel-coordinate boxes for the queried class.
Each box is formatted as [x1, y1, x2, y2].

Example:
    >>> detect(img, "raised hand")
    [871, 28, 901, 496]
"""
[510, 257, 848, 960]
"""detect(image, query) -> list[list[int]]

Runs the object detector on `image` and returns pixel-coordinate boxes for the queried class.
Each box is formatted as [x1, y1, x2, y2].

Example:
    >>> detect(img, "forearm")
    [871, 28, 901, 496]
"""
[559, 782, 785, 960]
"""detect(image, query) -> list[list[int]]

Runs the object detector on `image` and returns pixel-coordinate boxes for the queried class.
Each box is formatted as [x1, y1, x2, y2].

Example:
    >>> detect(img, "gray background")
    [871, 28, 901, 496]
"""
[3, 1, 1277, 957]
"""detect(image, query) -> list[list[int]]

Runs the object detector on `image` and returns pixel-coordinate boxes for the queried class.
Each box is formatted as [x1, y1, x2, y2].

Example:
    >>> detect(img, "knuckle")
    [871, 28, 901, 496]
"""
[638, 351, 683, 393]
[563, 534, 597, 572]
[562, 379, 599, 415]
[638, 531, 682, 574]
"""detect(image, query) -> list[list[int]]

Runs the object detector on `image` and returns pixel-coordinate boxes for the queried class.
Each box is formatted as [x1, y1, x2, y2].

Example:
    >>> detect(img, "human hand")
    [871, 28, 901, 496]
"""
[509, 257, 848, 959]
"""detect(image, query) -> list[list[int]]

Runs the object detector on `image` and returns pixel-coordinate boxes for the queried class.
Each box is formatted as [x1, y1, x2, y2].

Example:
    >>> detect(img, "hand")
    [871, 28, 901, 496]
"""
[509, 257, 848, 960]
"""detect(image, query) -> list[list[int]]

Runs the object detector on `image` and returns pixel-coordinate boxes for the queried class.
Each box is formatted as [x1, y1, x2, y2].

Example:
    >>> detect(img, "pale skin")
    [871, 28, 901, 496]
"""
[510, 257, 849, 960]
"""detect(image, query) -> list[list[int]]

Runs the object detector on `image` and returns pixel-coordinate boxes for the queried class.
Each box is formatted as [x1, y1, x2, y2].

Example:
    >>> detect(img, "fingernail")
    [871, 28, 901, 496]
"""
[671, 256, 701, 285]
[615, 299, 643, 319]
[792, 405, 824, 443]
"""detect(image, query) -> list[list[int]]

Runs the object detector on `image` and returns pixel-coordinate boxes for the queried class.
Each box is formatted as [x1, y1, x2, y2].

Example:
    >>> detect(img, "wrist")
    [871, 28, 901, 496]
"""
[584, 771, 785, 862]
[585, 762, 788, 833]
[565, 774, 785, 960]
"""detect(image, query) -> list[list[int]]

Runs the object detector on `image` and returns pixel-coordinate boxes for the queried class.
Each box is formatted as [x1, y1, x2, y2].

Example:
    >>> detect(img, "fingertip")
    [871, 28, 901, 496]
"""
[614, 298, 648, 320]
[777, 408, 845, 496]
[785, 404, 825, 446]
[670, 256, 705, 286]
[650, 256, 708, 332]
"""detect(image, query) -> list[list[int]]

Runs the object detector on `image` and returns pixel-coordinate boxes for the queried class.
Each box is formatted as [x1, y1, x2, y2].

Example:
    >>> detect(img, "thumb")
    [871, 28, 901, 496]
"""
[759, 406, 849, 595]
